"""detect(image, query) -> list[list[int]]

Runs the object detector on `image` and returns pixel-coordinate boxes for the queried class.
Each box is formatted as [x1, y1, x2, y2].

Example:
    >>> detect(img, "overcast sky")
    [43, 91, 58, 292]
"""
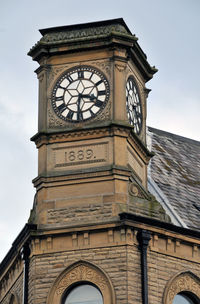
[0, 0, 199, 262]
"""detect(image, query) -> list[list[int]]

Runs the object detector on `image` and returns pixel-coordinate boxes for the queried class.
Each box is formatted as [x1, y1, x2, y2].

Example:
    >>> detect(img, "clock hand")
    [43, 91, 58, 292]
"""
[80, 94, 96, 101]
[77, 94, 82, 120]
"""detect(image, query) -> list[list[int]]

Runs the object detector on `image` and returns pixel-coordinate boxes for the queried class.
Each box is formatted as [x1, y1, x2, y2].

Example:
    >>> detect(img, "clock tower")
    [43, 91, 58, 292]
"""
[3, 19, 192, 304]
[28, 18, 158, 227]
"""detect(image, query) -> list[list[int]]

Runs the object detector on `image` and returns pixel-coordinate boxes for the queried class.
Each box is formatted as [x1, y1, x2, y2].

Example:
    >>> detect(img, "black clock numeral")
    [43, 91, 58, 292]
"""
[78, 71, 84, 79]
[98, 90, 106, 96]
[77, 110, 83, 121]
[57, 103, 67, 112]
[67, 110, 74, 120]
[59, 84, 66, 89]
[95, 100, 104, 107]
[55, 96, 63, 101]
[96, 80, 103, 86]
[67, 75, 73, 83]
[89, 109, 94, 116]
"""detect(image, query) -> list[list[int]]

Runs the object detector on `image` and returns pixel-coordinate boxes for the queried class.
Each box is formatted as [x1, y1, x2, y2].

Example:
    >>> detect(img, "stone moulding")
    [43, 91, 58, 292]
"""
[29, 23, 135, 55]
[46, 260, 116, 304]
[163, 271, 200, 304]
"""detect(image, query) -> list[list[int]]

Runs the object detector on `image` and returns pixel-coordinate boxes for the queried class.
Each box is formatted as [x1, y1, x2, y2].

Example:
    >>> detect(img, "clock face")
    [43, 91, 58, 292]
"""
[126, 76, 143, 134]
[51, 66, 110, 122]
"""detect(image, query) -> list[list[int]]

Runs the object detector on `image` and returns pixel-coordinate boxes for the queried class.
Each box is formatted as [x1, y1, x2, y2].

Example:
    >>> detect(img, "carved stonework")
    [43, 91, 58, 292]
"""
[38, 73, 44, 83]
[128, 181, 154, 200]
[56, 264, 107, 295]
[91, 60, 111, 78]
[47, 65, 69, 86]
[40, 24, 129, 43]
[94, 101, 111, 122]
[164, 272, 200, 304]
[115, 63, 126, 72]
[48, 108, 66, 128]
[47, 261, 115, 304]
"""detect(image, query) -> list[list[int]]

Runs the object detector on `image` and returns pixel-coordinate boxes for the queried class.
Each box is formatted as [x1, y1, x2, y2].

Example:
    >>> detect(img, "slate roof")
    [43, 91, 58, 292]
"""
[147, 127, 200, 230]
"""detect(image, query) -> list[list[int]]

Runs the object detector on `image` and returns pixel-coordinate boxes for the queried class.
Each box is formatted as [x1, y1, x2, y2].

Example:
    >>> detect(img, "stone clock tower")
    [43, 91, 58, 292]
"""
[2, 19, 200, 304]
[29, 18, 158, 228]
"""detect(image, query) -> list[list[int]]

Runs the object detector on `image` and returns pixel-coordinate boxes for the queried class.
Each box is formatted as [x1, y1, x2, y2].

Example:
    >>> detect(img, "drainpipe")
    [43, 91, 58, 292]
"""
[137, 230, 151, 304]
[21, 243, 30, 304]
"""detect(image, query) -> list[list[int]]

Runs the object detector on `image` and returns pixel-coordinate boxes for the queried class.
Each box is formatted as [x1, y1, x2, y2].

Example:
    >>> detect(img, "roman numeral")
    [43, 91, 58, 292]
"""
[67, 110, 74, 120]
[98, 90, 106, 96]
[57, 103, 67, 112]
[96, 80, 103, 86]
[78, 71, 84, 79]
[67, 75, 73, 83]
[95, 100, 103, 107]
[77, 110, 83, 120]
[55, 96, 63, 101]
[59, 84, 66, 89]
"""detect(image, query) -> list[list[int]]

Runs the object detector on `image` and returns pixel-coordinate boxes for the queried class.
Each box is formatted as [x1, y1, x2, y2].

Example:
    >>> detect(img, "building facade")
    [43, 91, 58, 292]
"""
[0, 19, 200, 304]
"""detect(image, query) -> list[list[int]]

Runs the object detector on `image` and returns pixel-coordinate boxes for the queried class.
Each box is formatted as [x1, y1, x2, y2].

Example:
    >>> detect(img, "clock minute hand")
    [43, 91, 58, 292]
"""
[77, 94, 82, 120]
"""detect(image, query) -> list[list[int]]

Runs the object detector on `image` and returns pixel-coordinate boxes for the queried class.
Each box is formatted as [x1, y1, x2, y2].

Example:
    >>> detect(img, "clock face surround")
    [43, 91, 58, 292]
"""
[51, 66, 110, 123]
[126, 76, 143, 134]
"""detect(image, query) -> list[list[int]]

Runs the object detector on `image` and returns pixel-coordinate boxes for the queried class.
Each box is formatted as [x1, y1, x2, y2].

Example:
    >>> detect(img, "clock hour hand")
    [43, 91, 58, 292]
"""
[80, 93, 96, 101]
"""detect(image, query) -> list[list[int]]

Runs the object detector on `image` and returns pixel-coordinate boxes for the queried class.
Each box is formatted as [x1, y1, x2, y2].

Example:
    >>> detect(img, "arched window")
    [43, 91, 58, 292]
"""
[46, 261, 115, 304]
[64, 284, 103, 304]
[173, 293, 199, 304]
[163, 271, 200, 304]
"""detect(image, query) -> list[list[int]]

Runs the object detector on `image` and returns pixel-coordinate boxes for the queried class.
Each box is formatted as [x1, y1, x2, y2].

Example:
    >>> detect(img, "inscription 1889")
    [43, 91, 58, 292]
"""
[53, 143, 108, 168]
[65, 149, 94, 162]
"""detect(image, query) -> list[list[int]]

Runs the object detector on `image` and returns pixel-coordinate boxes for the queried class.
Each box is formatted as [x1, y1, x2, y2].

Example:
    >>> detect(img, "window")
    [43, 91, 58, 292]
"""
[64, 284, 103, 304]
[173, 293, 198, 304]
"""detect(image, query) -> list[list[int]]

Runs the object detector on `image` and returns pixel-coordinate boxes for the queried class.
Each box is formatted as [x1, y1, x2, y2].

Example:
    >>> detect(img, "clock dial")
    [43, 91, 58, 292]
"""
[52, 66, 110, 122]
[126, 76, 143, 134]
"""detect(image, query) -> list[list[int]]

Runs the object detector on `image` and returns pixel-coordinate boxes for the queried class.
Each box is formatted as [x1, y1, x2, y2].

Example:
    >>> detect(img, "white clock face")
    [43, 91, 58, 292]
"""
[126, 76, 143, 134]
[51, 66, 110, 122]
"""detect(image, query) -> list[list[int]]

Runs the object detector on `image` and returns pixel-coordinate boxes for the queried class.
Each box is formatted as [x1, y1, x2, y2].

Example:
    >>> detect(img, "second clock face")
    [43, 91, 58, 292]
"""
[51, 66, 110, 122]
[126, 76, 143, 134]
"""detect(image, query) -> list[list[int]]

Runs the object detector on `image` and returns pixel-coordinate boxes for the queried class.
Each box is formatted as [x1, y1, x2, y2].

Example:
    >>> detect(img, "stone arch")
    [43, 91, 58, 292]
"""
[163, 271, 200, 304]
[46, 260, 116, 304]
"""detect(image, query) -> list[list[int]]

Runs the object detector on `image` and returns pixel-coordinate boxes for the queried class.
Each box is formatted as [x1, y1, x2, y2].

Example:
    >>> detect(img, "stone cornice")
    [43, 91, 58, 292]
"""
[32, 164, 131, 189]
[31, 122, 152, 161]
[28, 21, 136, 61]
[28, 18, 156, 81]
[120, 212, 200, 241]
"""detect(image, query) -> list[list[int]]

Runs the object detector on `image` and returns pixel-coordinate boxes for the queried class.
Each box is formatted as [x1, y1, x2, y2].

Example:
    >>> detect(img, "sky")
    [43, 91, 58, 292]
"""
[0, 0, 199, 262]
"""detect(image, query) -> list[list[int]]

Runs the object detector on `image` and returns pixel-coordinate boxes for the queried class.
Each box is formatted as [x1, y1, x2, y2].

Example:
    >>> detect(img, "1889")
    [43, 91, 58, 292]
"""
[65, 149, 94, 162]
